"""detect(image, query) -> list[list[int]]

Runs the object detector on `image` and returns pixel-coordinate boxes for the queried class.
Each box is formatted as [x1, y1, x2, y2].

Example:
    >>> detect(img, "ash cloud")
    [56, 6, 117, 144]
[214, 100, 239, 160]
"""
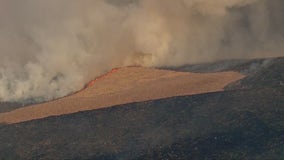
[0, 0, 283, 102]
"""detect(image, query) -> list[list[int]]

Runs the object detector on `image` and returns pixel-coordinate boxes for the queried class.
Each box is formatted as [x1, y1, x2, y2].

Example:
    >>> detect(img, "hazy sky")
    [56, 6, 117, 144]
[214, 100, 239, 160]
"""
[0, 0, 283, 102]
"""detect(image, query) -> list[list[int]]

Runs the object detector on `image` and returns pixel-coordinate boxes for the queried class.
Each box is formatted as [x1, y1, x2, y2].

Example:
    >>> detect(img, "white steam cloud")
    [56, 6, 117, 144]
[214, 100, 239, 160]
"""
[0, 0, 283, 102]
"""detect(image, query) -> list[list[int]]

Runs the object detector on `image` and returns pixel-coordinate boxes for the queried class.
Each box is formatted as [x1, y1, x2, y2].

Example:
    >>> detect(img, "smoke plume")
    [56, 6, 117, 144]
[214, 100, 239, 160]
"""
[0, 0, 283, 102]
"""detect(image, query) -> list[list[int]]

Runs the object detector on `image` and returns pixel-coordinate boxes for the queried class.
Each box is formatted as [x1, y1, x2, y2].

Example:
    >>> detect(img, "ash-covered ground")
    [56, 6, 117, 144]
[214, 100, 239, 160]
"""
[0, 57, 283, 160]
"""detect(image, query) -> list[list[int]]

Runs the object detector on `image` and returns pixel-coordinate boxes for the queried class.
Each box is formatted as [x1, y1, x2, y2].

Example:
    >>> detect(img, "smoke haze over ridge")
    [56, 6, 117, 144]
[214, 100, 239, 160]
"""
[0, 0, 283, 102]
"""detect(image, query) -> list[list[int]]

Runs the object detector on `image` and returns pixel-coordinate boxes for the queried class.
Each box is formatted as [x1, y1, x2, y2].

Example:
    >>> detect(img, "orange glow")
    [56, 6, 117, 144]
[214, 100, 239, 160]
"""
[86, 68, 119, 88]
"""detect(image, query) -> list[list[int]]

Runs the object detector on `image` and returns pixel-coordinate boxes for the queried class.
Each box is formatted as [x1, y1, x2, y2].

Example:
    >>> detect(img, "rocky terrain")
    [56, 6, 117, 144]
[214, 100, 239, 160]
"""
[0, 57, 283, 159]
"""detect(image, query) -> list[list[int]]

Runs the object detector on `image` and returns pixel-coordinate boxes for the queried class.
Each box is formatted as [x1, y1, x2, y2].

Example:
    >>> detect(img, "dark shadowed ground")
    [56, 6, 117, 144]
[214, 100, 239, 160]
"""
[0, 57, 283, 160]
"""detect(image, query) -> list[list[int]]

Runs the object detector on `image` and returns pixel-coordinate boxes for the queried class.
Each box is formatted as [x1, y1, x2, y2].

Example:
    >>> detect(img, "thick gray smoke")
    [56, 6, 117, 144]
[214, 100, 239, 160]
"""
[0, 0, 283, 102]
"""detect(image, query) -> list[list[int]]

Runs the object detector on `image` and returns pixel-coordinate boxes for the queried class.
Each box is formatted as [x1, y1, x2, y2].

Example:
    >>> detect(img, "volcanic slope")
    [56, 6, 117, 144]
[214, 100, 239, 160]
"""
[0, 57, 283, 160]
[0, 67, 244, 124]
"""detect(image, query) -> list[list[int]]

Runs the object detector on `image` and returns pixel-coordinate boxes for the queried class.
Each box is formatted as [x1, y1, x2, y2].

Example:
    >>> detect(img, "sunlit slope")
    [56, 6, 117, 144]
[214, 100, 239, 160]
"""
[0, 67, 244, 124]
[0, 87, 283, 160]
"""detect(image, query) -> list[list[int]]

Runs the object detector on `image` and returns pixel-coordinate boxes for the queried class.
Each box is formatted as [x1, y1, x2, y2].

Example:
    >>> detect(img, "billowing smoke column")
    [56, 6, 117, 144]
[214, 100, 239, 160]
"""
[0, 0, 283, 102]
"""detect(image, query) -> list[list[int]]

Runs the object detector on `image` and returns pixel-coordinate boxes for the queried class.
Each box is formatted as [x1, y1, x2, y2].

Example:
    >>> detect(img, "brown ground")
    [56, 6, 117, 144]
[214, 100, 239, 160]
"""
[0, 67, 245, 124]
